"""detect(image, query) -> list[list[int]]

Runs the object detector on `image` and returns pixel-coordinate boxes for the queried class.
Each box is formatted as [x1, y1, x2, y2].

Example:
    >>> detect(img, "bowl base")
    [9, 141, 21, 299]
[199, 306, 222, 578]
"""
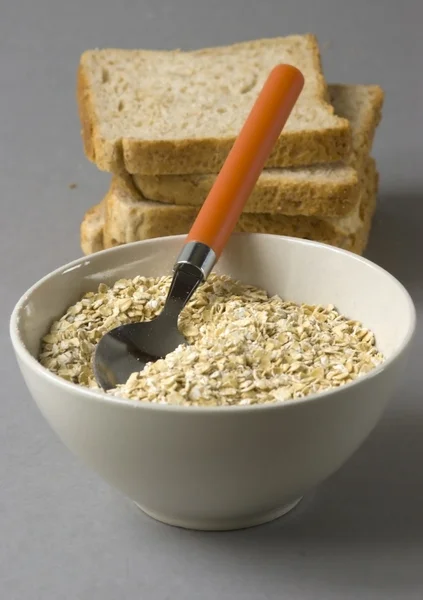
[134, 496, 303, 531]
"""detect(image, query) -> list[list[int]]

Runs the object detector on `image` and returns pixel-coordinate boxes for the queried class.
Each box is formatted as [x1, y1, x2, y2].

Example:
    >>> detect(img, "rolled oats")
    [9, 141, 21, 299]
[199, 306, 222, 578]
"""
[39, 274, 384, 406]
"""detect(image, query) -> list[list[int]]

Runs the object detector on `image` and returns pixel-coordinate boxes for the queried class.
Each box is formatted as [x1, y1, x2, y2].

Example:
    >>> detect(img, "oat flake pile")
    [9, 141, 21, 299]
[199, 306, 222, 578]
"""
[39, 274, 384, 406]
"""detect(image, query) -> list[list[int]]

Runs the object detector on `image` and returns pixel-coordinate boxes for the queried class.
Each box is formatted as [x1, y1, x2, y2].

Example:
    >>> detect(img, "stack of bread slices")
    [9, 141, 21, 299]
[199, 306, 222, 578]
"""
[78, 34, 384, 255]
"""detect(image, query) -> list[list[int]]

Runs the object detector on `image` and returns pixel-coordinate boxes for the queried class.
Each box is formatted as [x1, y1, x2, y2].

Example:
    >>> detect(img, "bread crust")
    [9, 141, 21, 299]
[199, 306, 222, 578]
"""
[80, 203, 104, 254]
[80, 159, 377, 256]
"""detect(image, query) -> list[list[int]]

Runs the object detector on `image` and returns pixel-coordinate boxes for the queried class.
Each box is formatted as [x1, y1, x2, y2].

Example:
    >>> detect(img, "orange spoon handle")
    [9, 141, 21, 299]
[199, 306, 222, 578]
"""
[185, 64, 304, 259]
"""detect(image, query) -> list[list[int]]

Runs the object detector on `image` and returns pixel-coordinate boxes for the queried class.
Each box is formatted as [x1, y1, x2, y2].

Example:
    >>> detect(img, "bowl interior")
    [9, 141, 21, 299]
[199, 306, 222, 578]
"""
[13, 234, 415, 363]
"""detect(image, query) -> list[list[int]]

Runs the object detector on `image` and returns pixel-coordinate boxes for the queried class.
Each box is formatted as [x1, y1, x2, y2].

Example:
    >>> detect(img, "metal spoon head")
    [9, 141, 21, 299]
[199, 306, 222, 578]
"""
[93, 259, 206, 391]
[94, 317, 186, 391]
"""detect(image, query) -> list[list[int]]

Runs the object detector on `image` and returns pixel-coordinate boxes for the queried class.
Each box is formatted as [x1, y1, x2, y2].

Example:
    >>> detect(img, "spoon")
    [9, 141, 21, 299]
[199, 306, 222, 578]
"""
[94, 64, 304, 390]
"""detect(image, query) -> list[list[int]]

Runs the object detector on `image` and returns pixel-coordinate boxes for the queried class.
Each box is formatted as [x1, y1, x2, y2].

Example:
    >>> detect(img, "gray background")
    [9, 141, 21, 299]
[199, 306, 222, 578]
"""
[1, 0, 422, 598]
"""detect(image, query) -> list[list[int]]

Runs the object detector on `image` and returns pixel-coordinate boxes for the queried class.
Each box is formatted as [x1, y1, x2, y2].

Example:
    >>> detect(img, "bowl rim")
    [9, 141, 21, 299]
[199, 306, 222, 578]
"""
[10, 233, 417, 414]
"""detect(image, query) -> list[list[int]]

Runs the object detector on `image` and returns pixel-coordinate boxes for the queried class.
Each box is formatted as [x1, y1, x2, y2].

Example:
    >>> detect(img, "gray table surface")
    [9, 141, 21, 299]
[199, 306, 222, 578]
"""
[1, 0, 423, 598]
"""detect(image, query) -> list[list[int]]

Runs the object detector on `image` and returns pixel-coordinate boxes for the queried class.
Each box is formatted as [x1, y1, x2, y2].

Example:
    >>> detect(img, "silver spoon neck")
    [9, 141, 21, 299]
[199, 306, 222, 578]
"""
[162, 264, 204, 323]
[162, 241, 217, 322]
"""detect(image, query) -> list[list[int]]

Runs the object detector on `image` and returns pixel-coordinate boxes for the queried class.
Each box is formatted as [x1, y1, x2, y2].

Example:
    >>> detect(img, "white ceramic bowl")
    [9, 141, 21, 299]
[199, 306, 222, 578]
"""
[10, 234, 416, 530]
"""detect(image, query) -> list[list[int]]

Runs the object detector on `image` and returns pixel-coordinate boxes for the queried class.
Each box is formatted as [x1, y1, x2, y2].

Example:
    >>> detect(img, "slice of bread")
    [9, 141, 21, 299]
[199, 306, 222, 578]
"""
[80, 158, 377, 256]
[78, 35, 351, 175]
[80, 203, 104, 255]
[133, 84, 383, 217]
